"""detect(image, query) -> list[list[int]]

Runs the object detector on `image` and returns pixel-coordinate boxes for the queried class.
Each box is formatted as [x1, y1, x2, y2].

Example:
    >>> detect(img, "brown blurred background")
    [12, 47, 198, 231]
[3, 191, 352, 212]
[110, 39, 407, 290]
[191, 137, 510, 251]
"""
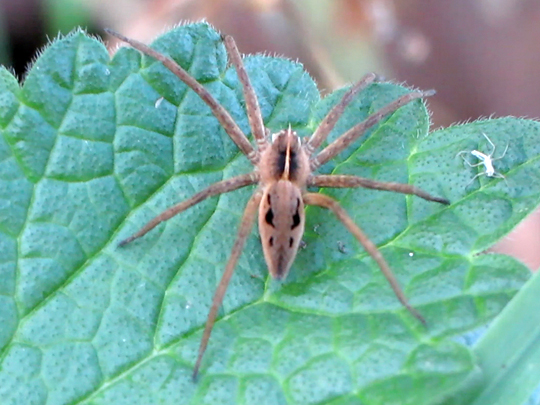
[2, 0, 539, 270]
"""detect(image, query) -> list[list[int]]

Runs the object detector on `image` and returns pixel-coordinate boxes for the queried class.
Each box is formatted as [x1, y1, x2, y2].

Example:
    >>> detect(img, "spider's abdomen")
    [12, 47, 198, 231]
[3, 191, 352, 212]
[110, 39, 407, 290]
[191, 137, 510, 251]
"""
[258, 180, 305, 279]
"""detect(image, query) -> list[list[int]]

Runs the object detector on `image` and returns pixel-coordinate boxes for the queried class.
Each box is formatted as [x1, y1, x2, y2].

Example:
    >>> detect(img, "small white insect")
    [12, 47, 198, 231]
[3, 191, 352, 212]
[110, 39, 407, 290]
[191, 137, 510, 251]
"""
[457, 132, 508, 185]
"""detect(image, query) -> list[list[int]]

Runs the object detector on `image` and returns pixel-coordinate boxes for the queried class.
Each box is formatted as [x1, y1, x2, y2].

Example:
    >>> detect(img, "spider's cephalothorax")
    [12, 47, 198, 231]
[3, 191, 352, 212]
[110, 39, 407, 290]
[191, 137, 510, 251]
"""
[107, 28, 450, 380]
[259, 128, 310, 184]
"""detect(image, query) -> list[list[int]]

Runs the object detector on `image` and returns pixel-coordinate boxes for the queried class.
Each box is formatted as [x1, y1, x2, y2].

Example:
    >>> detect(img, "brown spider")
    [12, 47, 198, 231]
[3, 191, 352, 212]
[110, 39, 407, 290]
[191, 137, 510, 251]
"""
[106, 28, 449, 380]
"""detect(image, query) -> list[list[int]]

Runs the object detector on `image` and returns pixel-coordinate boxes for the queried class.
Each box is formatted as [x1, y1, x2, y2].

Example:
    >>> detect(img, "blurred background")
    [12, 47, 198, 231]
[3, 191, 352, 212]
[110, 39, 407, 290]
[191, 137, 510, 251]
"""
[1, 0, 539, 271]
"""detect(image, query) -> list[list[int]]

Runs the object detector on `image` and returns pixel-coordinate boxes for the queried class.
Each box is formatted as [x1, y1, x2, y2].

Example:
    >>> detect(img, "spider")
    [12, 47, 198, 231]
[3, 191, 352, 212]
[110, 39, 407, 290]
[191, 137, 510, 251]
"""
[106, 28, 450, 380]
[457, 132, 509, 185]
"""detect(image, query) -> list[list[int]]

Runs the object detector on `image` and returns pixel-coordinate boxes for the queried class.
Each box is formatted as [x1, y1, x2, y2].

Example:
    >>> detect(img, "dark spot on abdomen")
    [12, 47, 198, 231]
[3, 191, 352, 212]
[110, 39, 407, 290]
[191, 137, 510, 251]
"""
[265, 208, 275, 227]
[291, 198, 301, 229]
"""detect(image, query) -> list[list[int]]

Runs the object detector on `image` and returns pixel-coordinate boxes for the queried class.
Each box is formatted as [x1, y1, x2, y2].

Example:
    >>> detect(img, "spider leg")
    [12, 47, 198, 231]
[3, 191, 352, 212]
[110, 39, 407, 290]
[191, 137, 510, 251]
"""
[466, 171, 485, 186]
[456, 150, 477, 163]
[492, 143, 509, 161]
[118, 173, 258, 246]
[308, 175, 449, 205]
[224, 36, 267, 150]
[481, 132, 496, 157]
[310, 89, 435, 170]
[193, 190, 263, 380]
[303, 193, 425, 324]
[305, 73, 378, 155]
[105, 29, 259, 164]
[492, 171, 509, 186]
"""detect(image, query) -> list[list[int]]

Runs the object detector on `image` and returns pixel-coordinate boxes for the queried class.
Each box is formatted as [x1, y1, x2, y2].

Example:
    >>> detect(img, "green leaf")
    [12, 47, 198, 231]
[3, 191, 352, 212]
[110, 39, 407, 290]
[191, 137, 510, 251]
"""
[470, 269, 540, 405]
[0, 23, 538, 404]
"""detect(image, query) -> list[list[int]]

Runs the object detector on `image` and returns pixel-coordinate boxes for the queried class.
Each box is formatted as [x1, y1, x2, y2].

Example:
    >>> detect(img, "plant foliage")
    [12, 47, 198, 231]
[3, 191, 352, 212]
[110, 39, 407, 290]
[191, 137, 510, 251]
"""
[1, 23, 539, 405]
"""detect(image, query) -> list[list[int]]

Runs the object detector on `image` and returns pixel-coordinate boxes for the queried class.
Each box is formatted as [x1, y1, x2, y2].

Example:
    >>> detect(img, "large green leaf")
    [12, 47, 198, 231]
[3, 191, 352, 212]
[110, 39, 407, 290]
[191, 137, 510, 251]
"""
[469, 268, 540, 405]
[0, 23, 538, 405]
